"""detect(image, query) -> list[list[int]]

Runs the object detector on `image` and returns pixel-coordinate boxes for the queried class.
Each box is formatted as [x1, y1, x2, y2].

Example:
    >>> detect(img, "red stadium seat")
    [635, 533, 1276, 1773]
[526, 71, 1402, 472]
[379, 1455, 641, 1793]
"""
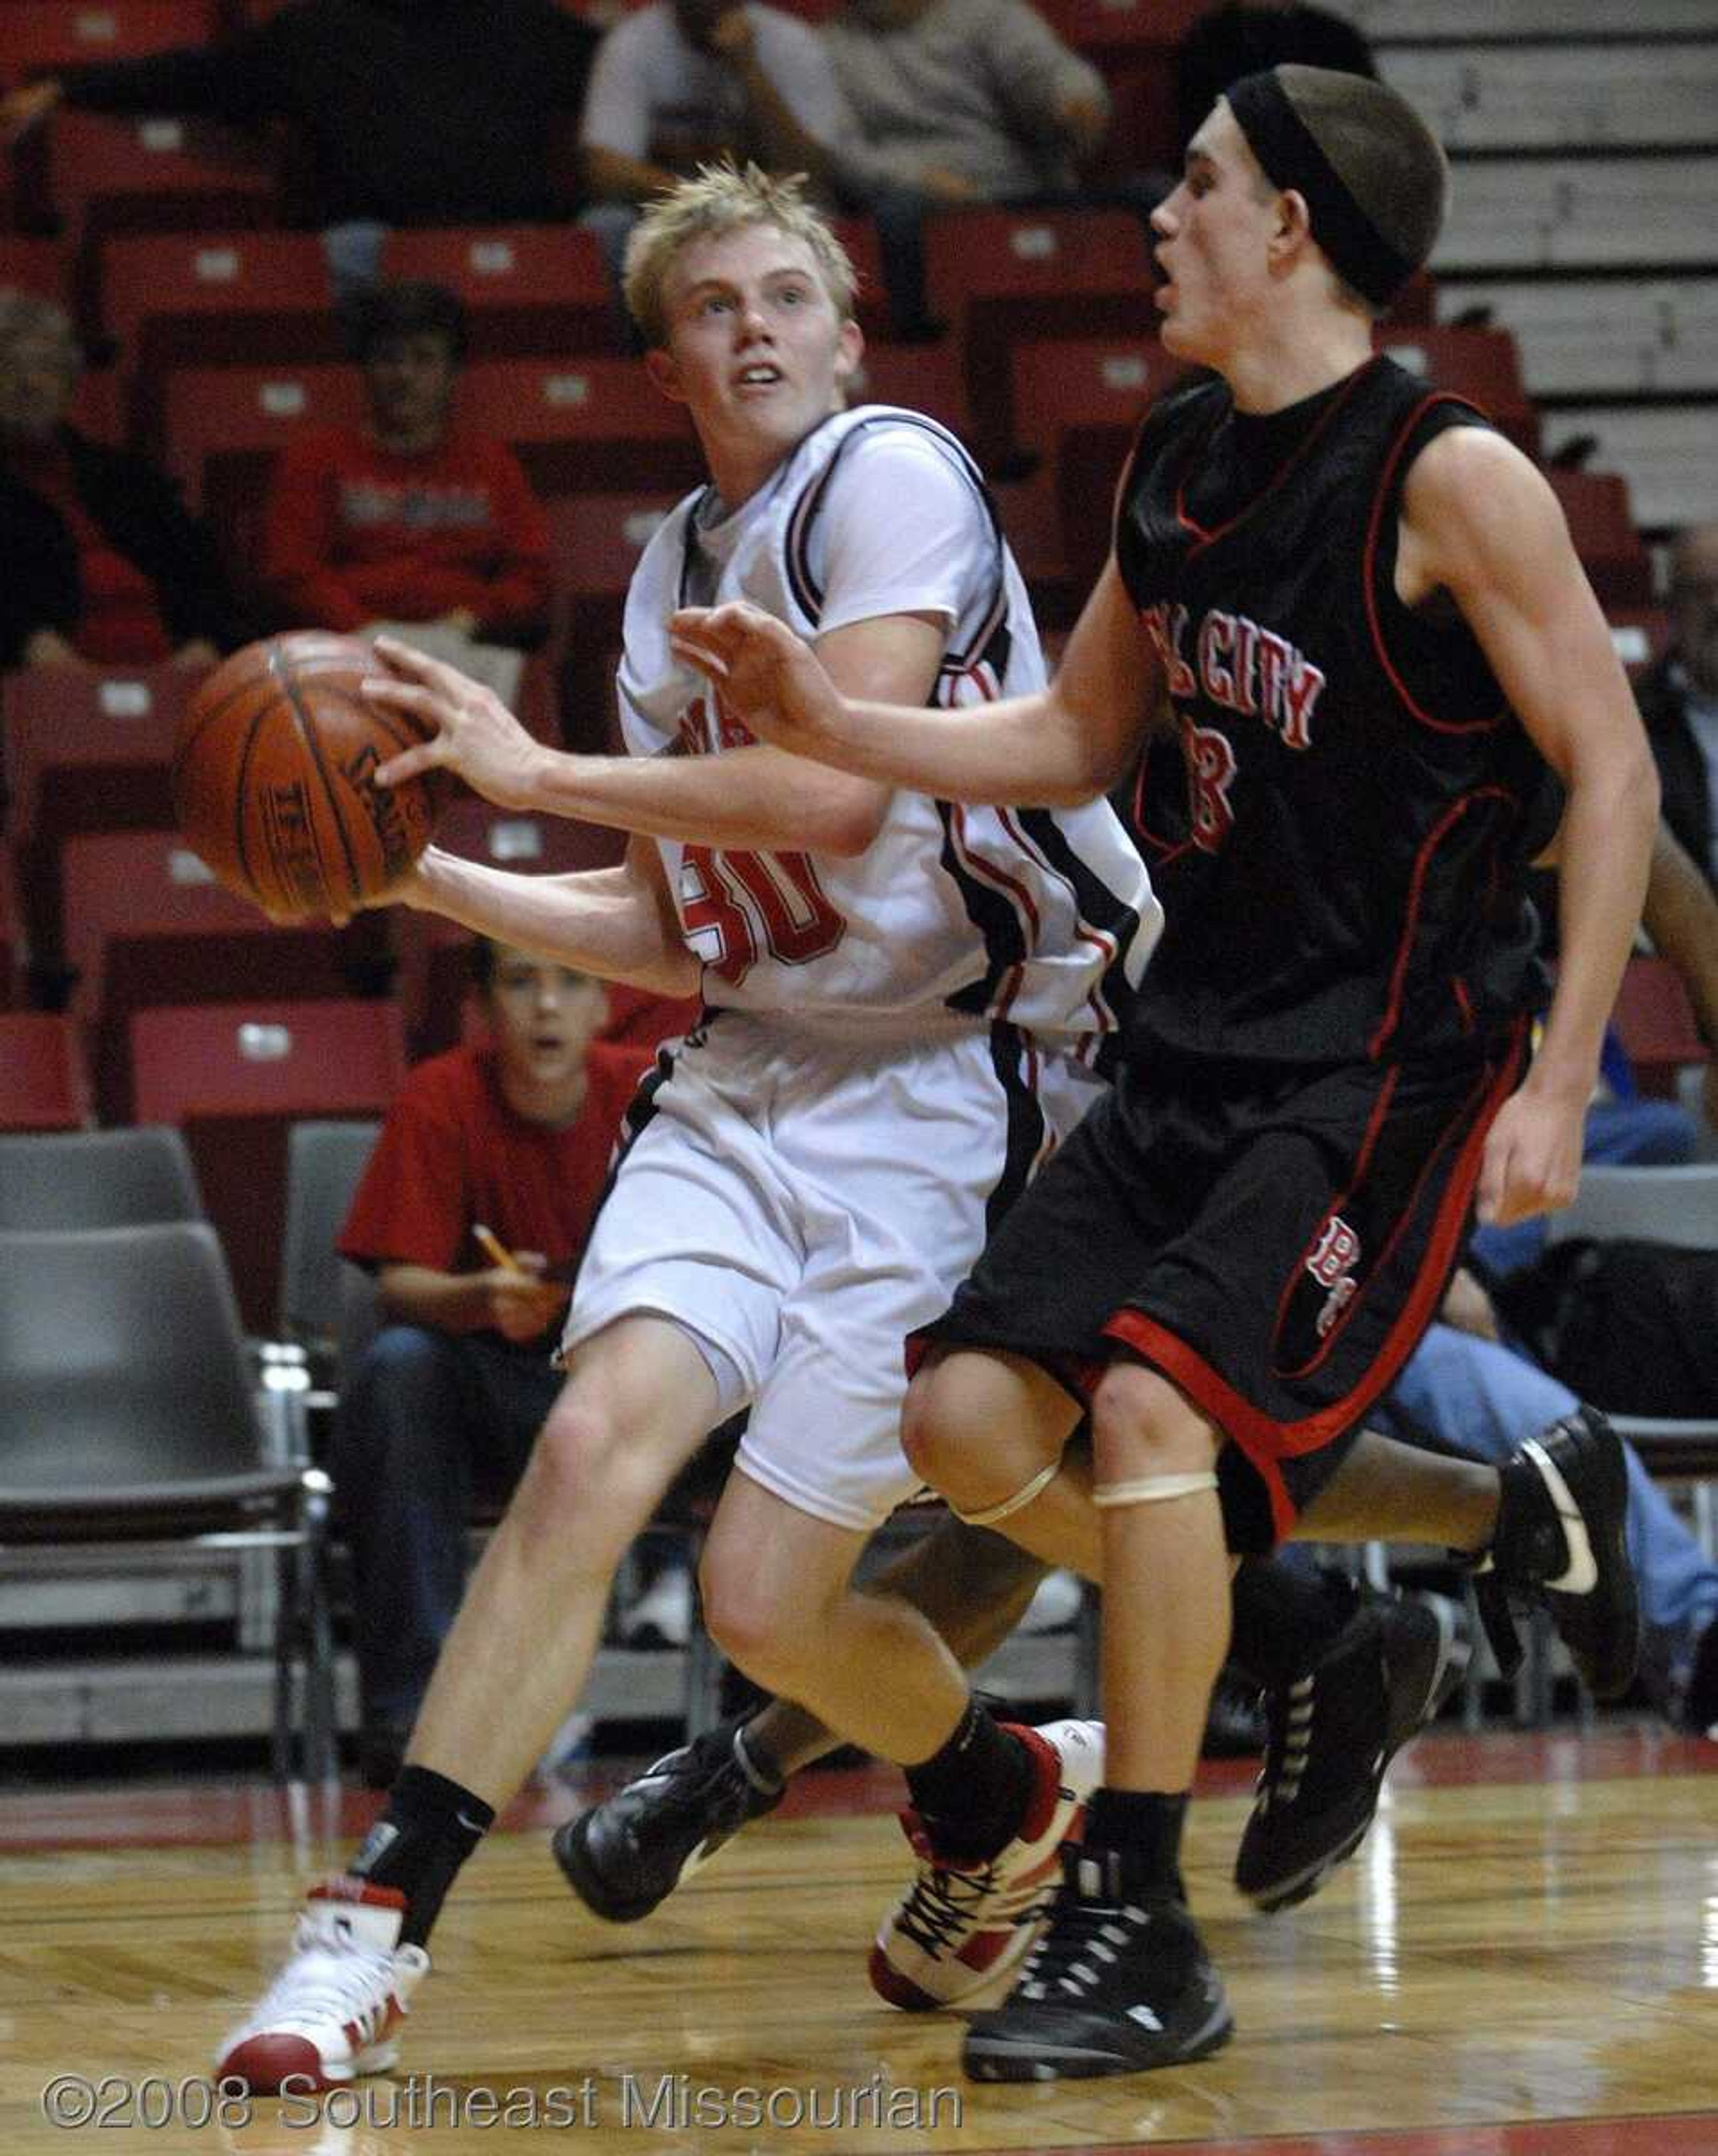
[0, 839, 19, 1008]
[1093, 64, 1180, 182]
[922, 207, 1153, 462]
[157, 357, 364, 563]
[132, 996, 406, 1122]
[95, 227, 340, 445]
[545, 490, 676, 744]
[456, 354, 704, 501]
[16, 106, 276, 255]
[2, 1, 220, 77]
[830, 216, 895, 342]
[1, 661, 207, 976]
[0, 233, 72, 304]
[991, 469, 1081, 630]
[1612, 955, 1711, 1100]
[850, 338, 973, 446]
[1008, 331, 1181, 459]
[1546, 469, 1654, 607]
[1375, 324, 1539, 457]
[1012, 331, 1186, 594]
[0, 1012, 91, 1132]
[131, 995, 406, 1326]
[60, 828, 388, 1122]
[1035, 0, 1208, 71]
[381, 223, 621, 361]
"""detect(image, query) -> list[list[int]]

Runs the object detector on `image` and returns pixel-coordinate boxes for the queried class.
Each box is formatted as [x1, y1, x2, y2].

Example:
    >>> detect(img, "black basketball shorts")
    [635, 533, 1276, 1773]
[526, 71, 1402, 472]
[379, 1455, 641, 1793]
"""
[914, 1025, 1528, 1552]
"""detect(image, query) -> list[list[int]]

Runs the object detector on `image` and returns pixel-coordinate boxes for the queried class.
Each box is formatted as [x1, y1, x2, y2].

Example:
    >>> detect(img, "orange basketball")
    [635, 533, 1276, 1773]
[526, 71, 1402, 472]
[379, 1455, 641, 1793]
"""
[172, 632, 443, 916]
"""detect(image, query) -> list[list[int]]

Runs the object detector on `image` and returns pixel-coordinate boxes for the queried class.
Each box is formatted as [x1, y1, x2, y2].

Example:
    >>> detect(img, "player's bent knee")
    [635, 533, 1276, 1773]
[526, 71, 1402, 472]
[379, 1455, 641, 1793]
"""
[900, 1363, 993, 1500]
[515, 1399, 659, 1554]
[698, 1572, 813, 1697]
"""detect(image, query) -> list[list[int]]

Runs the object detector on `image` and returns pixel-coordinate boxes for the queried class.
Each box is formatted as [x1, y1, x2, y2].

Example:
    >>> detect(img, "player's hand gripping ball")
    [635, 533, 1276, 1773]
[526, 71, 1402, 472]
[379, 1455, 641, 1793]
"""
[171, 631, 443, 916]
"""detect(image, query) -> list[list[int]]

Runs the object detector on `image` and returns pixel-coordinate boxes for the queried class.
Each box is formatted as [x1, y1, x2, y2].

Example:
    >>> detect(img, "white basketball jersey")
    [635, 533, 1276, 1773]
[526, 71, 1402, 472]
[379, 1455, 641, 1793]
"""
[617, 405, 1160, 1047]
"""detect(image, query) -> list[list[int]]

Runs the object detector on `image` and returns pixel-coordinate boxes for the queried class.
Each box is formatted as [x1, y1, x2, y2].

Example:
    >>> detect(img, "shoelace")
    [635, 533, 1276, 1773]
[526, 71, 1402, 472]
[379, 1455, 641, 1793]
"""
[894, 1847, 1021, 1957]
[1254, 1672, 1315, 1812]
[1016, 1890, 1147, 2003]
[251, 1926, 396, 2029]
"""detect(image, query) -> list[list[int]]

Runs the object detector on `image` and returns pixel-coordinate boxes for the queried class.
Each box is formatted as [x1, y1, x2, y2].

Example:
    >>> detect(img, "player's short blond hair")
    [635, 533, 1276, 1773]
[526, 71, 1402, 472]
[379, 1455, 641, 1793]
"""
[621, 162, 859, 350]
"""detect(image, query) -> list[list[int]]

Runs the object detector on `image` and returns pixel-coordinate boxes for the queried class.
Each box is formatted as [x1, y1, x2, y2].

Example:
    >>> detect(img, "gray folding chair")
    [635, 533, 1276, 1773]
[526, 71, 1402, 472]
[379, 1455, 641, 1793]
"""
[273, 1121, 384, 1459]
[0, 1125, 204, 1229]
[0, 1222, 336, 1780]
[278, 1120, 382, 1365]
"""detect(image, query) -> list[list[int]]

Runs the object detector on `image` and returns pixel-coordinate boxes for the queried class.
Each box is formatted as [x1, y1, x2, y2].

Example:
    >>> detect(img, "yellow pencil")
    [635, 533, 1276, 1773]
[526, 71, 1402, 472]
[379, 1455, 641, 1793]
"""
[473, 1222, 525, 1274]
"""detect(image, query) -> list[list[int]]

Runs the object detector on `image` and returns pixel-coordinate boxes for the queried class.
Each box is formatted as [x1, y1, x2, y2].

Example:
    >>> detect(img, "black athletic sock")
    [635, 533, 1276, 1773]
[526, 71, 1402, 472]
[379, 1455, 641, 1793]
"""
[904, 1699, 1033, 1860]
[349, 1765, 496, 1948]
[1229, 1556, 1359, 1689]
[1083, 1786, 1189, 1902]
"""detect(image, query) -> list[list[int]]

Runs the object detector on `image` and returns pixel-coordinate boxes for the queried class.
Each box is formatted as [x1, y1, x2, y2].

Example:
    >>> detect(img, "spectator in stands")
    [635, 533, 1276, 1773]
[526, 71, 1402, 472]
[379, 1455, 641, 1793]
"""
[579, 0, 858, 296]
[0, 289, 239, 672]
[822, 0, 1155, 341]
[259, 282, 552, 671]
[0, 0, 600, 294]
[1637, 523, 1718, 896]
[1173, 3, 1379, 158]
[334, 935, 645, 1787]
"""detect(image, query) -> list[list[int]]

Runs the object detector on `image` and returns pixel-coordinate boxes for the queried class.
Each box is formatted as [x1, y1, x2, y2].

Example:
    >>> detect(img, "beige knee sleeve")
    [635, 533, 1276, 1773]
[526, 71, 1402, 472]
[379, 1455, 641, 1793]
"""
[1093, 1470, 1219, 1510]
[952, 1459, 1061, 1528]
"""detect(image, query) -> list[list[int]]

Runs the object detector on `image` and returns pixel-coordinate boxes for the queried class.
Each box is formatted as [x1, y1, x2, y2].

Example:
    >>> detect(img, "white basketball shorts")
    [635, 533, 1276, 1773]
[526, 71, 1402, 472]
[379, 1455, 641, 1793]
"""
[562, 1009, 1102, 1532]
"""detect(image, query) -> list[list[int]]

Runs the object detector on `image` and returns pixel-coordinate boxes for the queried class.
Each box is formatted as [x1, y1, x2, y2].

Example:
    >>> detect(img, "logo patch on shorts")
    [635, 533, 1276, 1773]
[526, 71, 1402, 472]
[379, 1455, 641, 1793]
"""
[1306, 1217, 1361, 1339]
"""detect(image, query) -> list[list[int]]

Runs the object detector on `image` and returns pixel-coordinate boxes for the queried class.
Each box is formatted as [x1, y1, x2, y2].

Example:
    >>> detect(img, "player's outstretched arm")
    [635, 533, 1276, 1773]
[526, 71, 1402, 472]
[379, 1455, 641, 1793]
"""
[400, 833, 697, 997]
[671, 554, 1158, 808]
[365, 625, 902, 856]
[1405, 428, 1659, 1227]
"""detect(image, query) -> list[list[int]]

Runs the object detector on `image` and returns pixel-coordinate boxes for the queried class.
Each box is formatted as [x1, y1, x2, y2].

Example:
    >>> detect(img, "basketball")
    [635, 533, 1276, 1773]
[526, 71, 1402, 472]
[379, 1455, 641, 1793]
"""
[171, 632, 444, 916]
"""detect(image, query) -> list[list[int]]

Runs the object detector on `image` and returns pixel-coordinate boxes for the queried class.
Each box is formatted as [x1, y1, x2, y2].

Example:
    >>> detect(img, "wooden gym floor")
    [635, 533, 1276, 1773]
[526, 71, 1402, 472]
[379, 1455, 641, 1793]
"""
[1, 1727, 1714, 2156]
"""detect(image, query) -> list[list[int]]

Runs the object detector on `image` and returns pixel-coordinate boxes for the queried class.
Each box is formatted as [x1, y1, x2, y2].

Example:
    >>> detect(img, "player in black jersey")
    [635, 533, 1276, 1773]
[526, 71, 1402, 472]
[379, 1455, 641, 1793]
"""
[668, 68, 1659, 2080]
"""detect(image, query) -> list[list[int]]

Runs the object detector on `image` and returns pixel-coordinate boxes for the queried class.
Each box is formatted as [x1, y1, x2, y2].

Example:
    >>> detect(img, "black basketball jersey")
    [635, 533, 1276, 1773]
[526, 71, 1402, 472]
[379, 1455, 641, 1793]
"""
[1115, 353, 1555, 1071]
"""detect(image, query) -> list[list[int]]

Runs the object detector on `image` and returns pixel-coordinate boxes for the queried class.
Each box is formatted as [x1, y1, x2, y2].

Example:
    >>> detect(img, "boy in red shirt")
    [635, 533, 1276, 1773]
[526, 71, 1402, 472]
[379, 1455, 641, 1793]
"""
[261, 282, 551, 649]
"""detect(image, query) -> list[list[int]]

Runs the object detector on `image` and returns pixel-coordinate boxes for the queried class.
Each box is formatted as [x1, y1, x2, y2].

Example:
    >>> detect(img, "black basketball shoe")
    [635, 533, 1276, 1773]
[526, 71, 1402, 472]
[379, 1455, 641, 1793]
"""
[553, 1717, 783, 1923]
[1234, 1591, 1466, 1914]
[1477, 1407, 1639, 1702]
[962, 1846, 1233, 2082]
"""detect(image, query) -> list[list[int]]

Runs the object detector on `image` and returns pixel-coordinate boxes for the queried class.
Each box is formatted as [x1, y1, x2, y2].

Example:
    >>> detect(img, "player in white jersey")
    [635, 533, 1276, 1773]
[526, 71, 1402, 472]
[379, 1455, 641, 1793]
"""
[215, 164, 1156, 2094]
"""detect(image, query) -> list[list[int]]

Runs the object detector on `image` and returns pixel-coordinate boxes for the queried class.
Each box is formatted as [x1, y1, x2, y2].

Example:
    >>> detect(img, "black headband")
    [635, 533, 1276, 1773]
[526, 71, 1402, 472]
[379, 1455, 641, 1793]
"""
[1225, 69, 1416, 309]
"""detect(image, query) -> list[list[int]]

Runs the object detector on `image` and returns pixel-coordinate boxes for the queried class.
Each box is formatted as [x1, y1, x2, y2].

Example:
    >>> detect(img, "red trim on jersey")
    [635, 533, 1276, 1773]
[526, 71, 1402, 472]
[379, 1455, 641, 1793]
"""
[1362, 390, 1510, 735]
[1368, 785, 1516, 1061]
[1176, 360, 1374, 549]
[1100, 1031, 1524, 1540]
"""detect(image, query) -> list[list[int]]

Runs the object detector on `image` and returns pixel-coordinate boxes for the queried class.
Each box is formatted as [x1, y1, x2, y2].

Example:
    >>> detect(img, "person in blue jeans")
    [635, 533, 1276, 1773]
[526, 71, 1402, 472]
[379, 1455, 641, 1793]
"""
[1374, 1280, 1718, 1736]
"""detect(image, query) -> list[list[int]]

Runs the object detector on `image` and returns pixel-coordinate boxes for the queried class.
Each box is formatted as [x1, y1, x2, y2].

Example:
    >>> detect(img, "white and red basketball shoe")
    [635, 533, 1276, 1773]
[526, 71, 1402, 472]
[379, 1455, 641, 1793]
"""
[216, 1877, 429, 2093]
[869, 1717, 1104, 2012]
